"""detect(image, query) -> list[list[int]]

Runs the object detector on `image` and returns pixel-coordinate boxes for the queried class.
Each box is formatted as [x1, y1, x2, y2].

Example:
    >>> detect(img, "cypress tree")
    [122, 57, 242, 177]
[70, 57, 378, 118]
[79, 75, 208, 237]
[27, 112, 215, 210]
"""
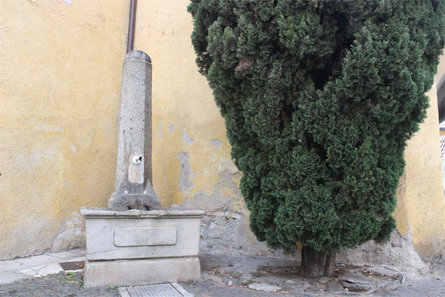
[188, 0, 445, 277]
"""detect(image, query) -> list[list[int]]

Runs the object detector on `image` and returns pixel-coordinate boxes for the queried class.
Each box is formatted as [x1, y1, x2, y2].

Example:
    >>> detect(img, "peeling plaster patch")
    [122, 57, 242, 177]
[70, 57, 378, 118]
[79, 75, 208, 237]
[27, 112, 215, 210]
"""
[61, 0, 72, 4]
[181, 170, 242, 210]
[182, 128, 194, 144]
[210, 139, 223, 147]
[178, 170, 288, 257]
[177, 152, 194, 193]
[168, 123, 175, 133]
[51, 212, 85, 252]
[181, 190, 287, 258]
[338, 230, 427, 275]
[70, 144, 77, 152]
[158, 119, 165, 139]
[199, 207, 285, 257]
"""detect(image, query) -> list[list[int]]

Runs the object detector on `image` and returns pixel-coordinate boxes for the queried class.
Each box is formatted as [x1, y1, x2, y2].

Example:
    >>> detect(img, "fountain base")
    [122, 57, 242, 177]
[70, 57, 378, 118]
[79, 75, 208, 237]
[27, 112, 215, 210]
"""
[81, 207, 204, 287]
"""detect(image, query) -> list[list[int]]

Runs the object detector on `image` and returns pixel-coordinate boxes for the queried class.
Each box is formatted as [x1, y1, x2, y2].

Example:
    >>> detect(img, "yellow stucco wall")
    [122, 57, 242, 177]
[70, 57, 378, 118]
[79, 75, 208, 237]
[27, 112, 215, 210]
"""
[0, 0, 444, 261]
[135, 0, 240, 207]
[0, 0, 127, 259]
[394, 55, 445, 261]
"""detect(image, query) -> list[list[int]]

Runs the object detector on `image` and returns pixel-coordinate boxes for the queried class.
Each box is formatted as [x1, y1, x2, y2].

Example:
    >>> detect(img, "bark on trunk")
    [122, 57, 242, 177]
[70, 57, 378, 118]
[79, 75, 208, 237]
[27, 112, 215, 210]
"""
[301, 246, 336, 277]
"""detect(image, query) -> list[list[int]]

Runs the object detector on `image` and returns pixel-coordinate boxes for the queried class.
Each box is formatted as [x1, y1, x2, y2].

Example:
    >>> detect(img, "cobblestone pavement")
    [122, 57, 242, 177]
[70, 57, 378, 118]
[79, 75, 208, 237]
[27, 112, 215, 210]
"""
[0, 272, 118, 297]
[1, 252, 445, 297]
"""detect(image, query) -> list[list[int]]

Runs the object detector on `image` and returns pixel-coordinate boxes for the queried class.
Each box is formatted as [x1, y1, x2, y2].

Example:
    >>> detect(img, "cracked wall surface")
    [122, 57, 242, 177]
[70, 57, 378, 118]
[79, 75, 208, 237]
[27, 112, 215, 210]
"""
[1, 0, 445, 264]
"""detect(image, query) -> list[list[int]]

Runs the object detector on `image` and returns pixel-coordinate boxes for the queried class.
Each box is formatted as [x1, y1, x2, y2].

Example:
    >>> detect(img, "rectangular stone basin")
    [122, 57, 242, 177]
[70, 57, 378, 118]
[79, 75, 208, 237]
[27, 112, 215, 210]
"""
[81, 207, 205, 287]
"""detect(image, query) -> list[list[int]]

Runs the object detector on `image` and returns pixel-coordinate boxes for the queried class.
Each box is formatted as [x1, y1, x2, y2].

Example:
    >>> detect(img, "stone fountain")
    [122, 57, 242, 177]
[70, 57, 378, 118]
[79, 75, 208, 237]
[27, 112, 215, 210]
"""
[81, 50, 204, 288]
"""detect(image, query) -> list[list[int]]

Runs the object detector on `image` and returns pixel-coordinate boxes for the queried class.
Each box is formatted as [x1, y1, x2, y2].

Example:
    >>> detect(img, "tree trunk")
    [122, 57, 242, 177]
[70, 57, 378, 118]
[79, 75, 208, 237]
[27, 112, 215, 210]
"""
[301, 246, 336, 278]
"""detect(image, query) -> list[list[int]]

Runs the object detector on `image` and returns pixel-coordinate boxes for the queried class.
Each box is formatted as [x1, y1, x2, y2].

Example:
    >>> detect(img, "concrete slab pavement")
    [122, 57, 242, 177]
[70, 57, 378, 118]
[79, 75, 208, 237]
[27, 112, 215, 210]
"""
[0, 249, 85, 285]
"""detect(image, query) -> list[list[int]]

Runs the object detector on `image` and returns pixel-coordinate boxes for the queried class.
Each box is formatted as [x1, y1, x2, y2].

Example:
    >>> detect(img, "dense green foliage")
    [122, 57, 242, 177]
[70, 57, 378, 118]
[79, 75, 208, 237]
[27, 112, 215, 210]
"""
[188, 0, 445, 253]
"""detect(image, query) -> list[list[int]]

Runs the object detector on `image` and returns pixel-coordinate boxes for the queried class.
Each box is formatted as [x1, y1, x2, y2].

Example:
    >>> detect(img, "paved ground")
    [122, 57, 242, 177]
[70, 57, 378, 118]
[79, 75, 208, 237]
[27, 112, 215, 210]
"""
[0, 250, 85, 285]
[384, 278, 445, 297]
[2, 275, 445, 297]
[0, 272, 118, 297]
[182, 280, 300, 297]
[1, 250, 445, 297]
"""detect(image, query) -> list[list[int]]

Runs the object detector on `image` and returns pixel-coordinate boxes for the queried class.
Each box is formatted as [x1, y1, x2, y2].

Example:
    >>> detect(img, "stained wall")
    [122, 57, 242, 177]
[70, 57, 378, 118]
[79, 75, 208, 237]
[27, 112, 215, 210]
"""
[1, 0, 444, 262]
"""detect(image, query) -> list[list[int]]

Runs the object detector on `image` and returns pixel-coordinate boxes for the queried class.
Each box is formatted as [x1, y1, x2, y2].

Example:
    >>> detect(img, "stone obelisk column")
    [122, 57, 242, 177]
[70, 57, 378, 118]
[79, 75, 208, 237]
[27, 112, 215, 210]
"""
[108, 50, 161, 210]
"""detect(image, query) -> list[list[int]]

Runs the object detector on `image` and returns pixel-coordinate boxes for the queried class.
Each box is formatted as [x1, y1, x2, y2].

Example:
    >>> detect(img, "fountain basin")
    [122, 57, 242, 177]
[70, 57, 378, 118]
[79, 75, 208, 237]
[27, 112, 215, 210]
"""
[81, 207, 205, 287]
